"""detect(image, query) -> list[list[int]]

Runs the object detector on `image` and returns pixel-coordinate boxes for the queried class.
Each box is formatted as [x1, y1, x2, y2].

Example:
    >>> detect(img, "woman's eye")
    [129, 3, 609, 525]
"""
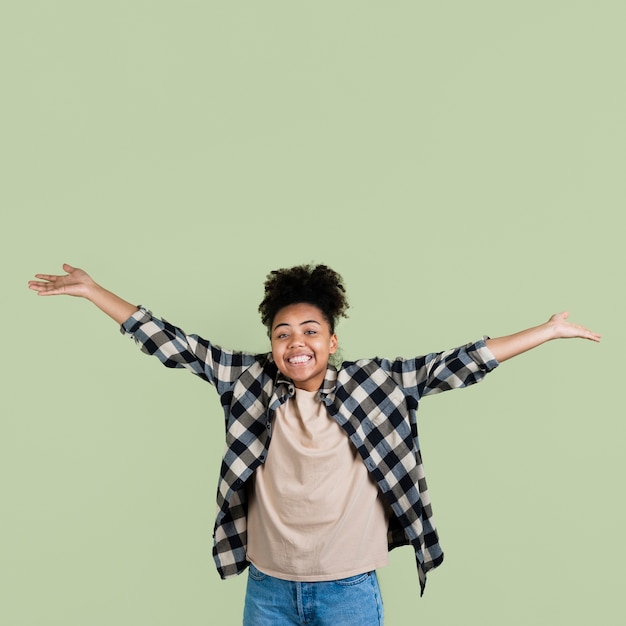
[305, 330, 316, 335]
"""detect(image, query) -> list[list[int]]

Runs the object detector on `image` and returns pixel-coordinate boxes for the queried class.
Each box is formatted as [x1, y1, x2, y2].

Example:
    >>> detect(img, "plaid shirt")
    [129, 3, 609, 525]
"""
[121, 307, 499, 594]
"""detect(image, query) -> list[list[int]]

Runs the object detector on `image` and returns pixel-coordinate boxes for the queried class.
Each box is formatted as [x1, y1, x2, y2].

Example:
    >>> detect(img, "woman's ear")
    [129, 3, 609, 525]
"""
[329, 333, 338, 354]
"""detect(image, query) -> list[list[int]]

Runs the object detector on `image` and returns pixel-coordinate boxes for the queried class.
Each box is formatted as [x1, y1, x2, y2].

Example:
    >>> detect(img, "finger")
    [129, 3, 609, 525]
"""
[36, 289, 65, 296]
[28, 282, 55, 293]
[33, 274, 58, 281]
[571, 324, 601, 341]
[62, 263, 75, 273]
[576, 324, 600, 337]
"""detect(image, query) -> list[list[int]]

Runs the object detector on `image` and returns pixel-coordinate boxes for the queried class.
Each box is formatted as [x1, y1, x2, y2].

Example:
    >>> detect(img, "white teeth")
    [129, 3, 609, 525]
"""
[288, 355, 312, 364]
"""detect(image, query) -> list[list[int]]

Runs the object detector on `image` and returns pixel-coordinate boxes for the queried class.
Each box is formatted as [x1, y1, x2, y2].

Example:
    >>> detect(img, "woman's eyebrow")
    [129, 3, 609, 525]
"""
[272, 319, 322, 331]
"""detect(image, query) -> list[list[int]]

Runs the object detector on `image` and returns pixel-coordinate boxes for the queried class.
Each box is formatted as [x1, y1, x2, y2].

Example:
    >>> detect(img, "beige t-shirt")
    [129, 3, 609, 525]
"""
[246, 387, 389, 581]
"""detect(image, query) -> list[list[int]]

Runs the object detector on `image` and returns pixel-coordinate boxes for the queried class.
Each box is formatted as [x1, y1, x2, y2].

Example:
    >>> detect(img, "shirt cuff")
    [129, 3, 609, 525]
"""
[471, 336, 500, 370]
[119, 306, 153, 336]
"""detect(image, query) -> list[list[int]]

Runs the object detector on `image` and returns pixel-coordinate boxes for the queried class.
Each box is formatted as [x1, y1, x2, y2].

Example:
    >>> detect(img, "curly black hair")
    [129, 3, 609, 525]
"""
[258, 264, 349, 333]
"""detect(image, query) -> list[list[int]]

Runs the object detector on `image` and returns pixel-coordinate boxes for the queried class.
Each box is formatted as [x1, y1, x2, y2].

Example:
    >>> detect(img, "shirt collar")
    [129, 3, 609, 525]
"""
[319, 365, 338, 397]
[272, 361, 338, 400]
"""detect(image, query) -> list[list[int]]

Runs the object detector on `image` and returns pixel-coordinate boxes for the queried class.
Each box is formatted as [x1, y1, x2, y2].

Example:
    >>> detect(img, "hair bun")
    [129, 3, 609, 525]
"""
[258, 264, 349, 333]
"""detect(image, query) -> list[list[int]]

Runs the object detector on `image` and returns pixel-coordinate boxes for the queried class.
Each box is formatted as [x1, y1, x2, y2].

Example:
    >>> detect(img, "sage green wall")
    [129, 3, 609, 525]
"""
[3, 2, 623, 625]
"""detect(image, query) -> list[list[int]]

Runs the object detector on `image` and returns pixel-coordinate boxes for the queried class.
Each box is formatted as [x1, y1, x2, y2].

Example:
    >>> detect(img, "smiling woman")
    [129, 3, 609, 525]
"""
[270, 303, 338, 391]
[28, 262, 600, 626]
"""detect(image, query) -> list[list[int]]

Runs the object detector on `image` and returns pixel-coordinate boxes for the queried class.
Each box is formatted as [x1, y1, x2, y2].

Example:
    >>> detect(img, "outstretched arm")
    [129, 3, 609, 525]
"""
[28, 263, 138, 325]
[485, 312, 601, 363]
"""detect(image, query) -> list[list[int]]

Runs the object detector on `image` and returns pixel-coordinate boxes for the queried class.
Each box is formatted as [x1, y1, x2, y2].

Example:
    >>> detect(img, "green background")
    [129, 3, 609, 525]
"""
[2, 1, 623, 624]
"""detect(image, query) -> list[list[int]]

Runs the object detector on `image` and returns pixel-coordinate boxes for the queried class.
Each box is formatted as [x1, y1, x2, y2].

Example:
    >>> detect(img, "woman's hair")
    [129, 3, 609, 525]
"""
[258, 264, 349, 333]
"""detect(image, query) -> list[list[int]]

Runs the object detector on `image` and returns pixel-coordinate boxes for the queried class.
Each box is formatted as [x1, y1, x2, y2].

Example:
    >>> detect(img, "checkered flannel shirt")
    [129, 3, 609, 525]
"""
[121, 307, 499, 594]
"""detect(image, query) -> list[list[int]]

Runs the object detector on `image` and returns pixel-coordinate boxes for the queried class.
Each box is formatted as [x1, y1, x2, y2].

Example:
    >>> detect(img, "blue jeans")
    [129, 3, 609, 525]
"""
[243, 564, 384, 625]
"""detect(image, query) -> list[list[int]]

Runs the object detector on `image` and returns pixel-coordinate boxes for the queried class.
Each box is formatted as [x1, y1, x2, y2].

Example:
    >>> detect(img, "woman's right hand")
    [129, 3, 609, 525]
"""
[28, 263, 96, 298]
[29, 263, 139, 324]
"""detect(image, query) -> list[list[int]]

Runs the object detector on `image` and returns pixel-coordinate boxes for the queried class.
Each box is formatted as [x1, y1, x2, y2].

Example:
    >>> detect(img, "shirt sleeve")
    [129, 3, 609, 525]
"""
[379, 337, 500, 399]
[120, 306, 260, 396]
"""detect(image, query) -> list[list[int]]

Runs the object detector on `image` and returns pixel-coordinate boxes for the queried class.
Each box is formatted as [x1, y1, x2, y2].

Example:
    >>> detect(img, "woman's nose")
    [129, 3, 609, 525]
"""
[289, 333, 305, 347]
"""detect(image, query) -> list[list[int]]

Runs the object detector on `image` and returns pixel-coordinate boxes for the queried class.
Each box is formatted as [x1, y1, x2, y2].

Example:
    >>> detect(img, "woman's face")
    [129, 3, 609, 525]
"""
[270, 302, 338, 391]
